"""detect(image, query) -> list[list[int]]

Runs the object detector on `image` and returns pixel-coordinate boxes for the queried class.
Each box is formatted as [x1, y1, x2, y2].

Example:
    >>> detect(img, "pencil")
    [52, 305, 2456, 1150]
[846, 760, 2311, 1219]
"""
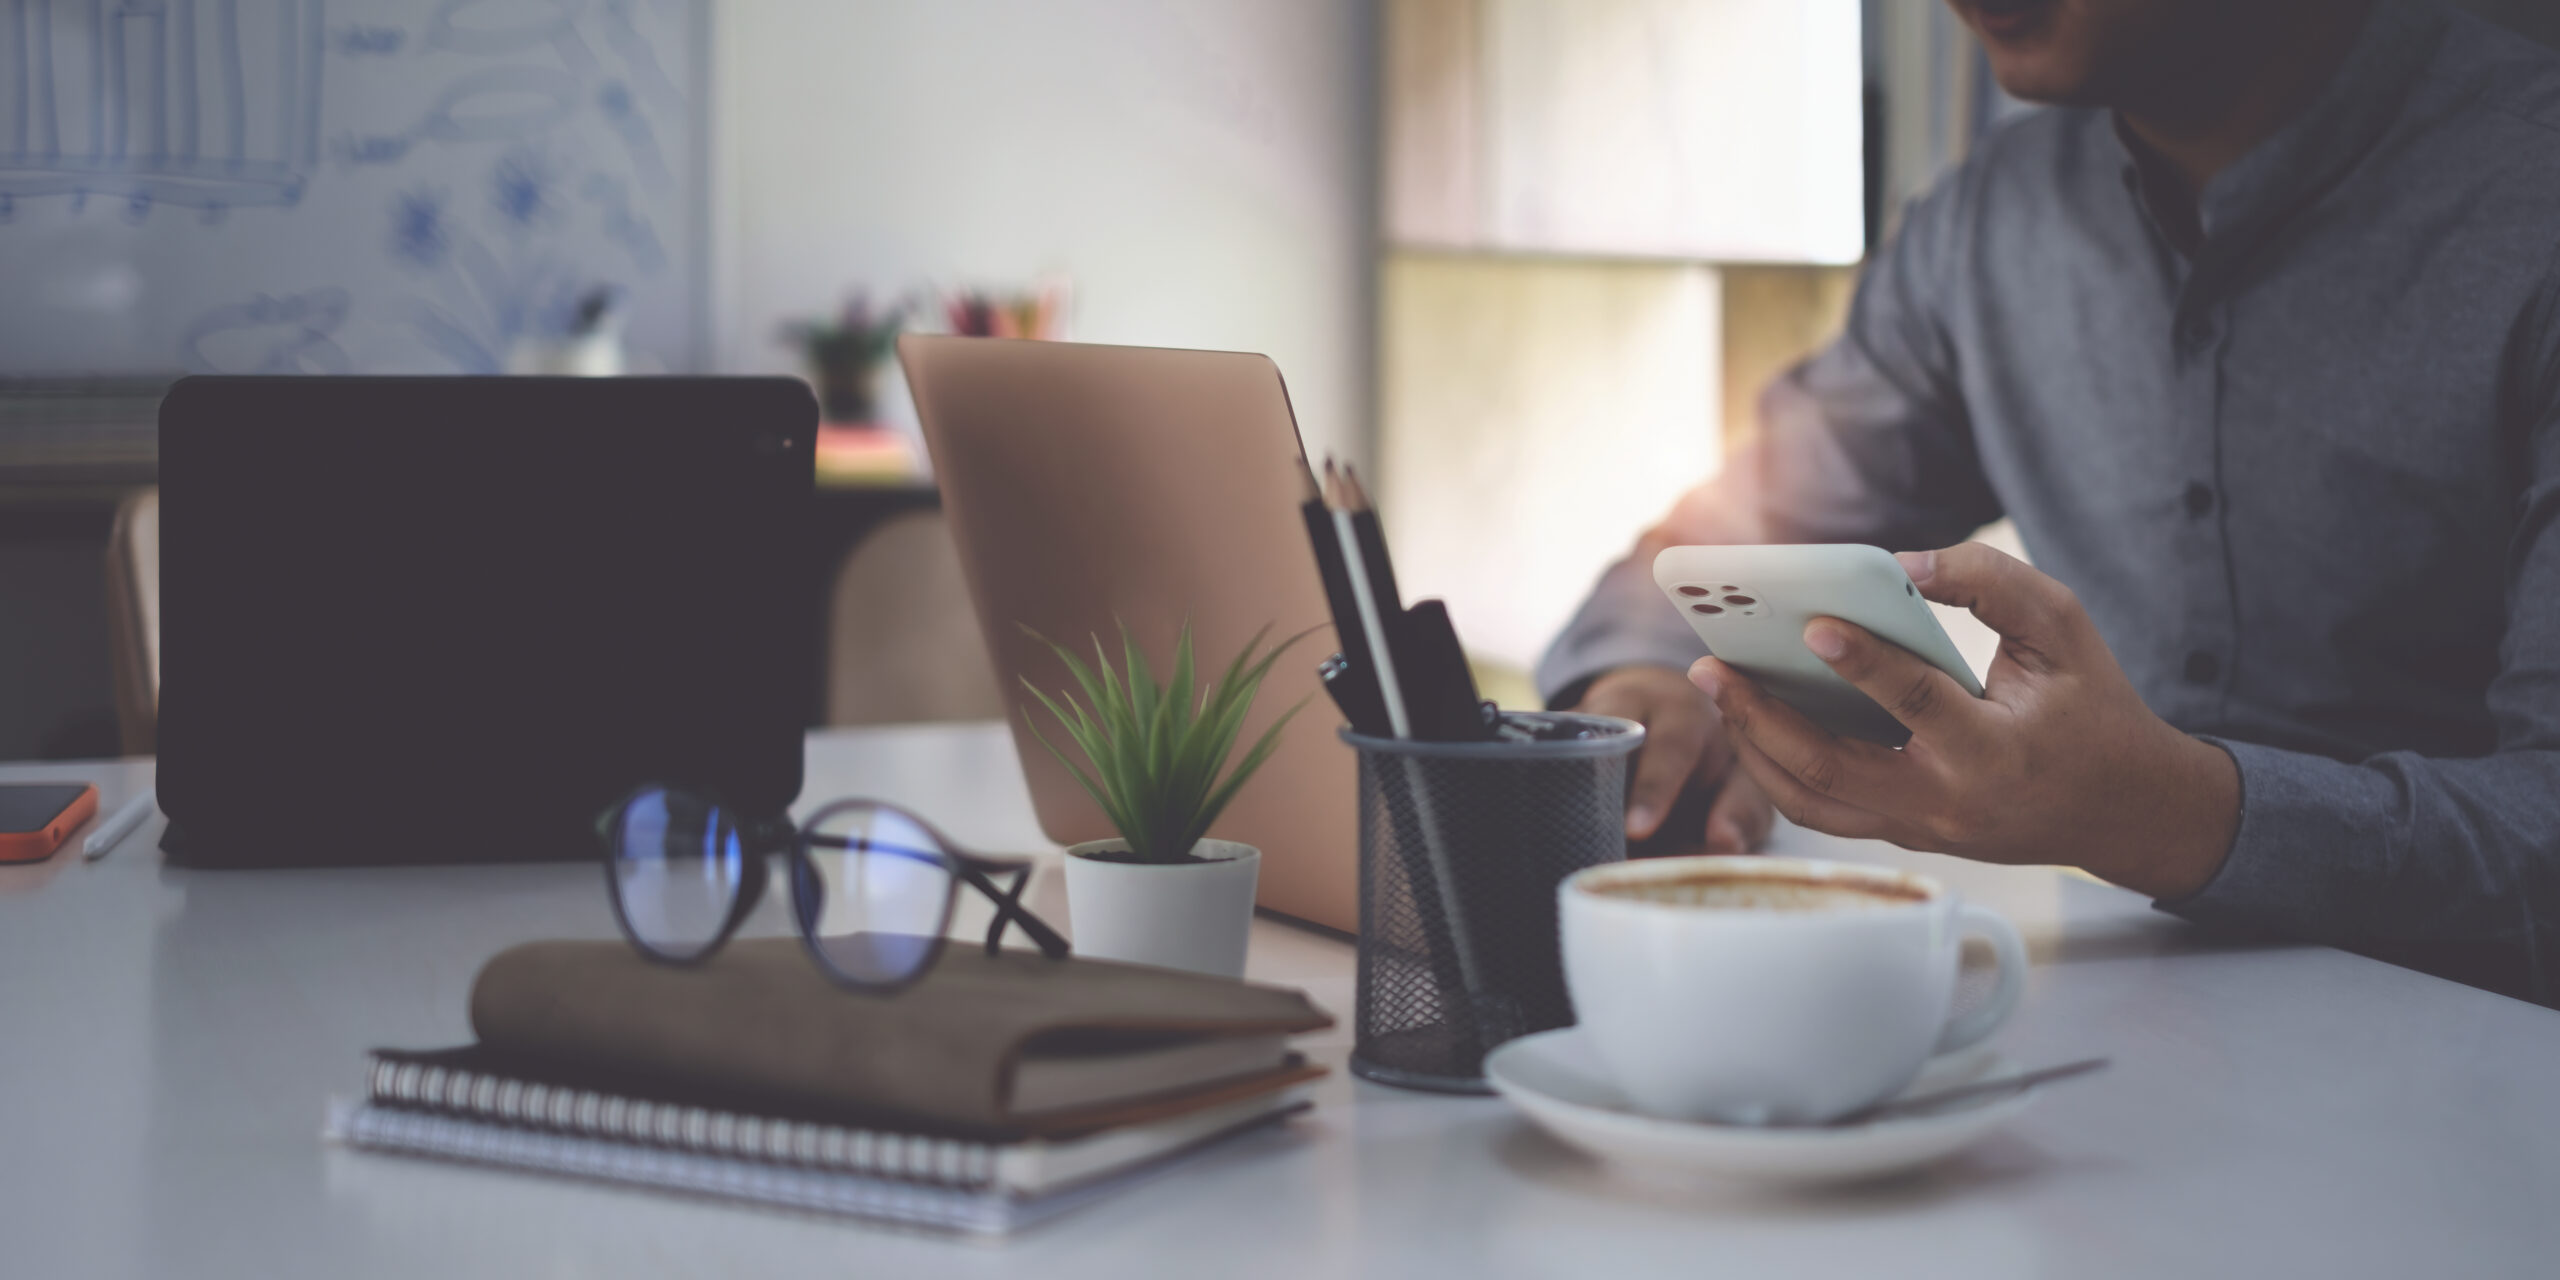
[83, 787, 155, 861]
[1299, 459, 1387, 734]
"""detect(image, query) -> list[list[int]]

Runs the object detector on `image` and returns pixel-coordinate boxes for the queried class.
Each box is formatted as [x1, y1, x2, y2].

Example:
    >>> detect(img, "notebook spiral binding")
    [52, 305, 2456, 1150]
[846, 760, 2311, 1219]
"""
[369, 1056, 999, 1189]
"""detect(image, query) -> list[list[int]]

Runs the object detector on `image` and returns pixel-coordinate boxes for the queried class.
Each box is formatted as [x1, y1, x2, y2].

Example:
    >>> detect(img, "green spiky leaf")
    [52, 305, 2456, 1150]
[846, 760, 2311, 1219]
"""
[1018, 620, 1309, 864]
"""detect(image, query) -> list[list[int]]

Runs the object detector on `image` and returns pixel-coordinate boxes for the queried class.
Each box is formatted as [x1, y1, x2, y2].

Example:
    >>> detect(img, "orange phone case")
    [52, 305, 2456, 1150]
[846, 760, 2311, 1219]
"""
[0, 784, 98, 863]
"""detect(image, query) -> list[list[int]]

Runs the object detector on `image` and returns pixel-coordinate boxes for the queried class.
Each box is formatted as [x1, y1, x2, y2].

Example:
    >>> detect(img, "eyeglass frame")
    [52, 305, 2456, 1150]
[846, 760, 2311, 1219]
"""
[596, 788, 1072, 994]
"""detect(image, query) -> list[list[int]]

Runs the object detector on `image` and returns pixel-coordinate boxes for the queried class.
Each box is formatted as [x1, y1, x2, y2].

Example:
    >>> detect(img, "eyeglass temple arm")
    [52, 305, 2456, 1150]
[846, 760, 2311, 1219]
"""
[955, 861, 1071, 959]
[805, 833, 1072, 960]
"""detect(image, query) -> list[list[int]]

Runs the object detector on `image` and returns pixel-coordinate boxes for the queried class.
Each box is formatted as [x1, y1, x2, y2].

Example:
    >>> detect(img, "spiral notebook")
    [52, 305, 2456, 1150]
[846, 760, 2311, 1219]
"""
[326, 937, 1339, 1232]
[327, 1049, 1317, 1235]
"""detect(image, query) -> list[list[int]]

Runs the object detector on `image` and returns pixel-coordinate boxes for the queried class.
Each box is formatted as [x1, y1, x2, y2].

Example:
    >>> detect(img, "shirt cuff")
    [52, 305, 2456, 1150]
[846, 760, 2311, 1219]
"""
[2151, 736, 2365, 938]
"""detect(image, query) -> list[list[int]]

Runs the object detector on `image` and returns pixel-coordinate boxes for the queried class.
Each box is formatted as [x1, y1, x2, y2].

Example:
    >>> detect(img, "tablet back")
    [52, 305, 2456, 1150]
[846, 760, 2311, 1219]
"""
[156, 376, 816, 867]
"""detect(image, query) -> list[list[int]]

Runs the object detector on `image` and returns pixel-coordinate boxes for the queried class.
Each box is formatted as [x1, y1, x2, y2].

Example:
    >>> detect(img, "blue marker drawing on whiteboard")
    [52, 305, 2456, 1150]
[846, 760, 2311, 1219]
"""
[416, 66, 580, 144]
[330, 24, 405, 56]
[1, 0, 704, 379]
[595, 82, 666, 189]
[331, 69, 576, 172]
[404, 266, 606, 374]
[599, 0, 684, 116]
[405, 304, 500, 373]
[428, 0, 597, 74]
[0, 0, 323, 215]
[489, 146, 565, 230]
[425, 0, 578, 53]
[405, 227, 516, 372]
[387, 184, 612, 374]
[388, 187, 453, 269]
[182, 288, 354, 373]
[581, 171, 664, 273]
[328, 134, 415, 168]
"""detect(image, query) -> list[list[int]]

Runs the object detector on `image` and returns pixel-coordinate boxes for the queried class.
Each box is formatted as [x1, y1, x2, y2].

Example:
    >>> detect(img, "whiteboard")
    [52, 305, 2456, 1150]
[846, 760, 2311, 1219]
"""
[0, 0, 704, 374]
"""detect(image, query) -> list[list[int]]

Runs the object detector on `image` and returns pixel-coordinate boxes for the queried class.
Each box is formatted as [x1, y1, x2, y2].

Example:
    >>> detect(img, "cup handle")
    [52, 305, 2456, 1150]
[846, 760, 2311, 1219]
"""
[1936, 902, 2027, 1055]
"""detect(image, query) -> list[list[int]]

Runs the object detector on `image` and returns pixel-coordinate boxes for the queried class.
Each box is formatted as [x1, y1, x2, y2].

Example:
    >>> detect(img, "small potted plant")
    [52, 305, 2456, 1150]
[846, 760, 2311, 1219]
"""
[1020, 621, 1305, 978]
[781, 293, 907, 424]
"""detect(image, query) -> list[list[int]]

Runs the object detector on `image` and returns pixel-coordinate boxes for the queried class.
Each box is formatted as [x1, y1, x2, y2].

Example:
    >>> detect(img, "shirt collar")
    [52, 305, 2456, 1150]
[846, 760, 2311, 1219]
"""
[2110, 0, 2451, 276]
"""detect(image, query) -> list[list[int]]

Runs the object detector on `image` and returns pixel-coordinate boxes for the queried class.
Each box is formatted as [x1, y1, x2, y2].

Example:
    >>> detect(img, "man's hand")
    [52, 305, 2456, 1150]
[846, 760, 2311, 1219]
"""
[1687, 543, 2239, 899]
[1574, 665, 1775, 851]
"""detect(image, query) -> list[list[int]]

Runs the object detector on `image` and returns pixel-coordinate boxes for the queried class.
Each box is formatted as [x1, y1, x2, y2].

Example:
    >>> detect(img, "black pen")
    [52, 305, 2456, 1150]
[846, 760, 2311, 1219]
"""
[1318, 653, 1386, 735]
[1397, 600, 1491, 741]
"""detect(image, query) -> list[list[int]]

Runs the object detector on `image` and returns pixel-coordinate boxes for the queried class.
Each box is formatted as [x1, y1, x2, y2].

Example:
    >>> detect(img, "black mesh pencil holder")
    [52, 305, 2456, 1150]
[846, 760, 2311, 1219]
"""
[1344, 712, 1642, 1094]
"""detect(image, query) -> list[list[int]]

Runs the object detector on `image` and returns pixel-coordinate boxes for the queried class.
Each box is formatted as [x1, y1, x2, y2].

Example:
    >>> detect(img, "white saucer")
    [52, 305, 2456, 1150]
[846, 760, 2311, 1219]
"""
[1484, 1028, 2038, 1185]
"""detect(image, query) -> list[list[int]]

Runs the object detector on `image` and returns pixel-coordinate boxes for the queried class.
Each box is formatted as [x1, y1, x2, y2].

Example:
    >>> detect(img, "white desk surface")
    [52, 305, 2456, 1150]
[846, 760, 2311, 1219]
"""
[4, 723, 2556, 1279]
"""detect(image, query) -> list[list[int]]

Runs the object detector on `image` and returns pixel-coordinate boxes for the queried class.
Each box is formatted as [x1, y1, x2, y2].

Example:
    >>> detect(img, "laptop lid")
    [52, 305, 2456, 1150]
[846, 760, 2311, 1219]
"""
[156, 376, 816, 867]
[899, 337, 1357, 931]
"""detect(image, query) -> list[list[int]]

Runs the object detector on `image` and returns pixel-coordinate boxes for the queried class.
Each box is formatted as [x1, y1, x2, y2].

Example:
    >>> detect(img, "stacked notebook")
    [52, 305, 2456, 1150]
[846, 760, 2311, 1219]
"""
[329, 938, 1333, 1235]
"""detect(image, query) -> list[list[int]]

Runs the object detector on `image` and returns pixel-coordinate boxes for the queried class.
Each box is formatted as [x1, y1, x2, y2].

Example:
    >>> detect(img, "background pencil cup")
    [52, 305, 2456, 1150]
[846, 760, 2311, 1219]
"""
[1343, 713, 1642, 1093]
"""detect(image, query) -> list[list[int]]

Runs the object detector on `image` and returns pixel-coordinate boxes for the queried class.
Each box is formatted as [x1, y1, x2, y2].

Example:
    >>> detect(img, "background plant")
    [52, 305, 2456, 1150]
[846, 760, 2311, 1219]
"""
[780, 292, 907, 421]
[1021, 621, 1307, 865]
[780, 292, 907, 376]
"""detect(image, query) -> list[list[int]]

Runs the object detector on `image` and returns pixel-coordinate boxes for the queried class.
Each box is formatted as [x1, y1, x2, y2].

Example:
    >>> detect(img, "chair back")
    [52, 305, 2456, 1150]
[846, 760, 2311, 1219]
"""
[104, 487, 160, 756]
[825, 509, 1006, 726]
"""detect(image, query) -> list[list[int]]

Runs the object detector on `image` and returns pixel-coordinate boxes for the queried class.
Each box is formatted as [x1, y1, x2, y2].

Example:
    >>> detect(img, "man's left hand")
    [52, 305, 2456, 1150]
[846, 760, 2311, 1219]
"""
[1688, 542, 2240, 900]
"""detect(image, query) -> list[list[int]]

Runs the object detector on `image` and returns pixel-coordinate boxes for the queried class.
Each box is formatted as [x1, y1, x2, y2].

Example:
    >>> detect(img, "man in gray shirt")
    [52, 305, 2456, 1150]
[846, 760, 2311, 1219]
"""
[1540, 0, 2560, 1001]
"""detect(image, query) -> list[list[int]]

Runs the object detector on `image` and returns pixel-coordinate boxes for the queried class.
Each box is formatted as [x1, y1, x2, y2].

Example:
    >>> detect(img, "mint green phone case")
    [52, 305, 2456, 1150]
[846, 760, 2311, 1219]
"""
[1652, 544, 1984, 747]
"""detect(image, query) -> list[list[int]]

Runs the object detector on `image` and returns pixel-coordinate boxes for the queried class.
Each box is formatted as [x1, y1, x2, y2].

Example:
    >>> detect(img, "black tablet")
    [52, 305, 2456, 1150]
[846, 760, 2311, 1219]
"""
[156, 376, 816, 867]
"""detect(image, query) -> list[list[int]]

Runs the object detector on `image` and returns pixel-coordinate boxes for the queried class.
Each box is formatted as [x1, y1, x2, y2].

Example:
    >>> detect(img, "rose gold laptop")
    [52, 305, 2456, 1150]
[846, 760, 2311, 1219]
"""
[899, 336, 1358, 932]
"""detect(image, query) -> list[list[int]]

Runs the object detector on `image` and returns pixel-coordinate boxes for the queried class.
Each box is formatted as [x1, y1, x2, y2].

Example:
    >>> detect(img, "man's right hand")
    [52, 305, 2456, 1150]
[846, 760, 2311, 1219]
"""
[1572, 665, 1773, 851]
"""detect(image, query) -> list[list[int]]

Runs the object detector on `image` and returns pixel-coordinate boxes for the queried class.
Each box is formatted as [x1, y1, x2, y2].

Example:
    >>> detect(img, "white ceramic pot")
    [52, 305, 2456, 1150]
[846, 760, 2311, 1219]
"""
[1062, 838, 1260, 978]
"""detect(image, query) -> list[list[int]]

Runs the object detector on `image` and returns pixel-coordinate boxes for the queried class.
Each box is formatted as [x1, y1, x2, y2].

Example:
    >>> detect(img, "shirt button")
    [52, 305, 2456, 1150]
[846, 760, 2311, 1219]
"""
[2178, 315, 2220, 354]
[2183, 483, 2215, 517]
[2184, 650, 2222, 685]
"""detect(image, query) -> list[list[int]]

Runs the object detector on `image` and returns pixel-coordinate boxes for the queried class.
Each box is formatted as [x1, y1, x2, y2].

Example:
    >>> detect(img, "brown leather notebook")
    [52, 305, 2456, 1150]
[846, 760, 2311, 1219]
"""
[453, 938, 1334, 1139]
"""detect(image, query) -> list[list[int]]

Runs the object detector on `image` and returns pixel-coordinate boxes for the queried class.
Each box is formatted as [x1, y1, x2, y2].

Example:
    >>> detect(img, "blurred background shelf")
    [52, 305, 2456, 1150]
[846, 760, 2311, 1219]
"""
[0, 376, 175, 492]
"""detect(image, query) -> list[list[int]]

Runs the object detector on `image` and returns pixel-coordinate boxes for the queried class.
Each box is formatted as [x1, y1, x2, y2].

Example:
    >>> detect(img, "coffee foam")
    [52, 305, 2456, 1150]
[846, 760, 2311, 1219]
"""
[1592, 874, 1924, 912]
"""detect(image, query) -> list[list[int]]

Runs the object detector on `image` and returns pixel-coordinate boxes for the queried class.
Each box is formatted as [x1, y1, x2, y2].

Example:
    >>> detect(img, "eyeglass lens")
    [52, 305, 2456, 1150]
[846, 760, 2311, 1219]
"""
[795, 803, 955, 986]
[608, 786, 745, 961]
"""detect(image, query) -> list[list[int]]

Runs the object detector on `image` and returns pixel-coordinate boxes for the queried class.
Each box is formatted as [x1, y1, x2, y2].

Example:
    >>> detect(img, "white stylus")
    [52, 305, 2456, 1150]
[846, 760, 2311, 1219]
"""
[83, 788, 155, 861]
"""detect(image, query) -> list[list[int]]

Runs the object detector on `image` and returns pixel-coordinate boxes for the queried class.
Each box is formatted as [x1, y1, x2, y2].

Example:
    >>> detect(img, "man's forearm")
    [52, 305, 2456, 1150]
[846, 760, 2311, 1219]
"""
[1533, 553, 1709, 705]
[2158, 741, 2560, 961]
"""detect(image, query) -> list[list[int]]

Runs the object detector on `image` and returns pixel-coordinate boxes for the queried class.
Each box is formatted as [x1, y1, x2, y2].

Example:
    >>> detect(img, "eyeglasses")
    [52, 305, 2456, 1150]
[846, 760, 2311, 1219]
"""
[597, 785, 1071, 992]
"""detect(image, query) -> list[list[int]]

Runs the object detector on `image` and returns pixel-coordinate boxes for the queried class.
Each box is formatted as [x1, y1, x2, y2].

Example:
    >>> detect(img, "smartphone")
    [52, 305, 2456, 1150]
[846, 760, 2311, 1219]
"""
[1653, 544, 1983, 746]
[0, 782, 100, 864]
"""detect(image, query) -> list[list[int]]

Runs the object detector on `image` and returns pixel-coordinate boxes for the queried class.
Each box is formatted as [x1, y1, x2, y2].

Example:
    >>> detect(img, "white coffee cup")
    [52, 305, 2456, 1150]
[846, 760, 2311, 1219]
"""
[1559, 855, 2027, 1125]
